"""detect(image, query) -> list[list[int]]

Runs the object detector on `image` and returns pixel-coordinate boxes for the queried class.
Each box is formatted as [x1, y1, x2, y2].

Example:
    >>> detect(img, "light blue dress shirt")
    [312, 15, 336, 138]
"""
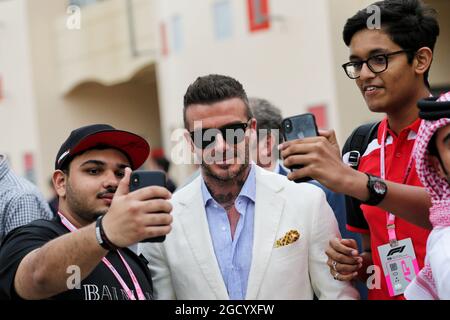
[201, 165, 256, 300]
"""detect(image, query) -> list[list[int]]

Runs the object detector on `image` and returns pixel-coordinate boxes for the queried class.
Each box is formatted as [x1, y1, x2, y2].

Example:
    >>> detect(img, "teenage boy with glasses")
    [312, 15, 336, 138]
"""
[139, 74, 359, 300]
[279, 0, 440, 300]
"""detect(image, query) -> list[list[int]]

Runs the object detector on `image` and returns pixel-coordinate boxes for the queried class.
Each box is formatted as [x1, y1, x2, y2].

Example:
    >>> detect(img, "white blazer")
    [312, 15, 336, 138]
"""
[139, 166, 359, 300]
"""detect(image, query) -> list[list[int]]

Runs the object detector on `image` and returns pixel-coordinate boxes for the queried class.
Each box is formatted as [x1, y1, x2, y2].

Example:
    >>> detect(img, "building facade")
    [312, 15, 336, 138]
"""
[0, 0, 448, 194]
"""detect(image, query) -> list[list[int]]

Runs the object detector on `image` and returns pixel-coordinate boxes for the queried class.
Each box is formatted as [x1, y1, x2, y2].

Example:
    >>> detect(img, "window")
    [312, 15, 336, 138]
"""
[247, 0, 270, 33]
[213, 0, 233, 40]
[68, 0, 106, 7]
[171, 15, 183, 54]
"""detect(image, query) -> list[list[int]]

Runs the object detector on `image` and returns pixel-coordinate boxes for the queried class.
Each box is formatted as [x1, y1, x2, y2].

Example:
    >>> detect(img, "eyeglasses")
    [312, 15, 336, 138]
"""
[342, 50, 413, 79]
[189, 120, 251, 150]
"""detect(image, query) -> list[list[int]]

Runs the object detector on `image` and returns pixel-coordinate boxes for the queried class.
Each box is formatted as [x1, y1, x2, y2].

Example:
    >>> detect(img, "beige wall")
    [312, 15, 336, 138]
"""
[328, 0, 385, 144]
[0, 0, 41, 181]
[12, 0, 449, 194]
[54, 0, 159, 93]
[155, 0, 342, 183]
[27, 0, 161, 196]
[64, 77, 161, 148]
[427, 0, 450, 87]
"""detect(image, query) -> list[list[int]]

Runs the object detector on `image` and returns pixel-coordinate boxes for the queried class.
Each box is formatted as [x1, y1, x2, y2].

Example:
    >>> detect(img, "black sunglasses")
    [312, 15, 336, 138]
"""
[189, 120, 251, 149]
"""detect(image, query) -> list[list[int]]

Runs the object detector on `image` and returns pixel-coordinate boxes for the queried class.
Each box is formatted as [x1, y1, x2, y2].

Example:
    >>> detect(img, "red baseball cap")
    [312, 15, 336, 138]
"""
[55, 124, 150, 170]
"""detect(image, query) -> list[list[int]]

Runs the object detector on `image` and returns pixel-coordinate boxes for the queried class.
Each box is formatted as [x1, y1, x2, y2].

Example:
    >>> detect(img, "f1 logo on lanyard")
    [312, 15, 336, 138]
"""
[376, 126, 420, 296]
[378, 238, 419, 296]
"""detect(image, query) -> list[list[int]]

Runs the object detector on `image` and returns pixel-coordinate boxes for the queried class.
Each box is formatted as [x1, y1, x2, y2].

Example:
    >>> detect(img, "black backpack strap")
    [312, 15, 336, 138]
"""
[342, 122, 380, 169]
[342, 121, 380, 233]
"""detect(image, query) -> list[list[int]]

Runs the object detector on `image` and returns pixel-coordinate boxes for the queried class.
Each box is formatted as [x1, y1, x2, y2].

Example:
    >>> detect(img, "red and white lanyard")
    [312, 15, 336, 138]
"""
[57, 212, 146, 300]
[379, 128, 415, 247]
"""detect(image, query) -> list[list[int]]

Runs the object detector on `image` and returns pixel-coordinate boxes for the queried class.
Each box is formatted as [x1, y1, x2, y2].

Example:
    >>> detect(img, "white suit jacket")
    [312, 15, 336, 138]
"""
[139, 166, 359, 300]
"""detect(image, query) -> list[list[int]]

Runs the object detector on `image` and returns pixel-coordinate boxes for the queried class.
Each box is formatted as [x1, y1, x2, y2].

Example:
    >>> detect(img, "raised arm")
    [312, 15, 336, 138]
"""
[13, 168, 172, 299]
[14, 224, 106, 299]
[280, 130, 432, 229]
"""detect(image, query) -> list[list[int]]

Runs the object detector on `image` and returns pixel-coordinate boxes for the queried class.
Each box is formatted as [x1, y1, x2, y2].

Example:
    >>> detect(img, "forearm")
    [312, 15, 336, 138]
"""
[15, 223, 107, 299]
[336, 167, 432, 229]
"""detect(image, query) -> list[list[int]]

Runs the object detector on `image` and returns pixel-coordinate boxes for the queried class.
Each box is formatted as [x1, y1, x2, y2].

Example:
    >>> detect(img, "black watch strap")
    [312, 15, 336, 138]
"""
[362, 173, 388, 206]
[95, 215, 119, 251]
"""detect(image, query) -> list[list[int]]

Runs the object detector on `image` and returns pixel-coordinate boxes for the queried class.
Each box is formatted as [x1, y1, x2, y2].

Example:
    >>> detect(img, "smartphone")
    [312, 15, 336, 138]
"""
[281, 113, 319, 182]
[281, 113, 319, 142]
[129, 170, 167, 243]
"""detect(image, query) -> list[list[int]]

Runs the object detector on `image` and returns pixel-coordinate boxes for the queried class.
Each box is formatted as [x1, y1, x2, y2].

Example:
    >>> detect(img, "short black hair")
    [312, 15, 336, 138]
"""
[183, 74, 253, 128]
[249, 97, 283, 144]
[154, 156, 170, 173]
[428, 133, 438, 157]
[343, 0, 440, 88]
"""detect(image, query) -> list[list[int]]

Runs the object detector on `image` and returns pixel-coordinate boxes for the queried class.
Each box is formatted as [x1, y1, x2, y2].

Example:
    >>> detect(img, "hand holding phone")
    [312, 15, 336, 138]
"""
[281, 113, 319, 182]
[129, 170, 168, 242]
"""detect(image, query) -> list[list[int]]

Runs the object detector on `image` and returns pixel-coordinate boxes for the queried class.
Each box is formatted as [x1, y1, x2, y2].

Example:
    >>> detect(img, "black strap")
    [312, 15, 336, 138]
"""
[343, 121, 380, 169]
[418, 97, 450, 120]
[342, 121, 380, 232]
[96, 215, 120, 251]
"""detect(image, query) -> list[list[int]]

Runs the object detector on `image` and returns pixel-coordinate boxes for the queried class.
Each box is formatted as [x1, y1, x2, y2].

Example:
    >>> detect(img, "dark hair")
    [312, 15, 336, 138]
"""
[154, 156, 170, 173]
[343, 0, 440, 87]
[249, 97, 283, 144]
[428, 133, 438, 157]
[183, 74, 253, 128]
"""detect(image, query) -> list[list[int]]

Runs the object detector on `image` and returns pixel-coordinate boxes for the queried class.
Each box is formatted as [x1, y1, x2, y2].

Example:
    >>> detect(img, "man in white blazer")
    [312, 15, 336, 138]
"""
[139, 74, 359, 300]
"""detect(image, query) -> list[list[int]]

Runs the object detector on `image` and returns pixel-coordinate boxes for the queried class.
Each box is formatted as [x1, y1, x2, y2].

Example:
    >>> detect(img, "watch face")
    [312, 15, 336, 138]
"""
[373, 181, 386, 194]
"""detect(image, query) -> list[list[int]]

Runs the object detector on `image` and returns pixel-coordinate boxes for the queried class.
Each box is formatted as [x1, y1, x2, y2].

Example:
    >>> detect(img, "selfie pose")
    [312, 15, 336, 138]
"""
[280, 0, 440, 300]
[0, 124, 173, 300]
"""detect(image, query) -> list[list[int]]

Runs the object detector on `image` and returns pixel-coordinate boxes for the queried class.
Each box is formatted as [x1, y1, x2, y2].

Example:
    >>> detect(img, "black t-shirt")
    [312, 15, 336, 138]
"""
[0, 217, 153, 300]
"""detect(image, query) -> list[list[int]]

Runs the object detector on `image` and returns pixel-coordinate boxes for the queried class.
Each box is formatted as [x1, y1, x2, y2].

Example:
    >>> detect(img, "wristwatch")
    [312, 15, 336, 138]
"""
[362, 173, 388, 206]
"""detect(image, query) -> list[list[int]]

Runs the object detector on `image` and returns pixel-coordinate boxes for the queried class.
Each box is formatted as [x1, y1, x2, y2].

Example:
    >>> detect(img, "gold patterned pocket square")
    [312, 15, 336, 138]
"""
[274, 230, 300, 248]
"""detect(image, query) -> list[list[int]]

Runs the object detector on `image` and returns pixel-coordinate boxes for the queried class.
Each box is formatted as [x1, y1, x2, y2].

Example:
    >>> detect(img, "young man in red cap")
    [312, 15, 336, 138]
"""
[0, 124, 173, 300]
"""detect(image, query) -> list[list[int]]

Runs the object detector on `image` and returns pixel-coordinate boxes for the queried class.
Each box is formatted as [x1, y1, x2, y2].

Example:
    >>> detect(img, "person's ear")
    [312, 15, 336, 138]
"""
[250, 118, 257, 130]
[266, 133, 278, 158]
[248, 118, 257, 138]
[184, 130, 195, 153]
[53, 170, 67, 198]
[414, 47, 433, 77]
[430, 155, 446, 180]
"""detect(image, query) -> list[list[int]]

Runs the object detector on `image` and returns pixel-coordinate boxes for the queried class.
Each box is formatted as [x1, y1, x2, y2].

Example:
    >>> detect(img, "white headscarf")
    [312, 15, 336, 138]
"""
[405, 92, 450, 299]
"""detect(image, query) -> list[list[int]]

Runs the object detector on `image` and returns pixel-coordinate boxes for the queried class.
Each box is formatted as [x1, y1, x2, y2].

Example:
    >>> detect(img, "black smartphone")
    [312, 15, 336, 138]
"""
[281, 113, 319, 182]
[129, 170, 167, 243]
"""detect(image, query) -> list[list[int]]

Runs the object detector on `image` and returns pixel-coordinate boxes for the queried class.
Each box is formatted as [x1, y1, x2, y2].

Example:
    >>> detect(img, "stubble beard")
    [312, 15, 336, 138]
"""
[202, 142, 250, 183]
[65, 180, 107, 224]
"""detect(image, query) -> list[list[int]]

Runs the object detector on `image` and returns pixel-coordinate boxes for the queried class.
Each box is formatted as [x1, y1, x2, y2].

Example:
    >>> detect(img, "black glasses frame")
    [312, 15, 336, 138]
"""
[342, 50, 413, 79]
[189, 119, 252, 150]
